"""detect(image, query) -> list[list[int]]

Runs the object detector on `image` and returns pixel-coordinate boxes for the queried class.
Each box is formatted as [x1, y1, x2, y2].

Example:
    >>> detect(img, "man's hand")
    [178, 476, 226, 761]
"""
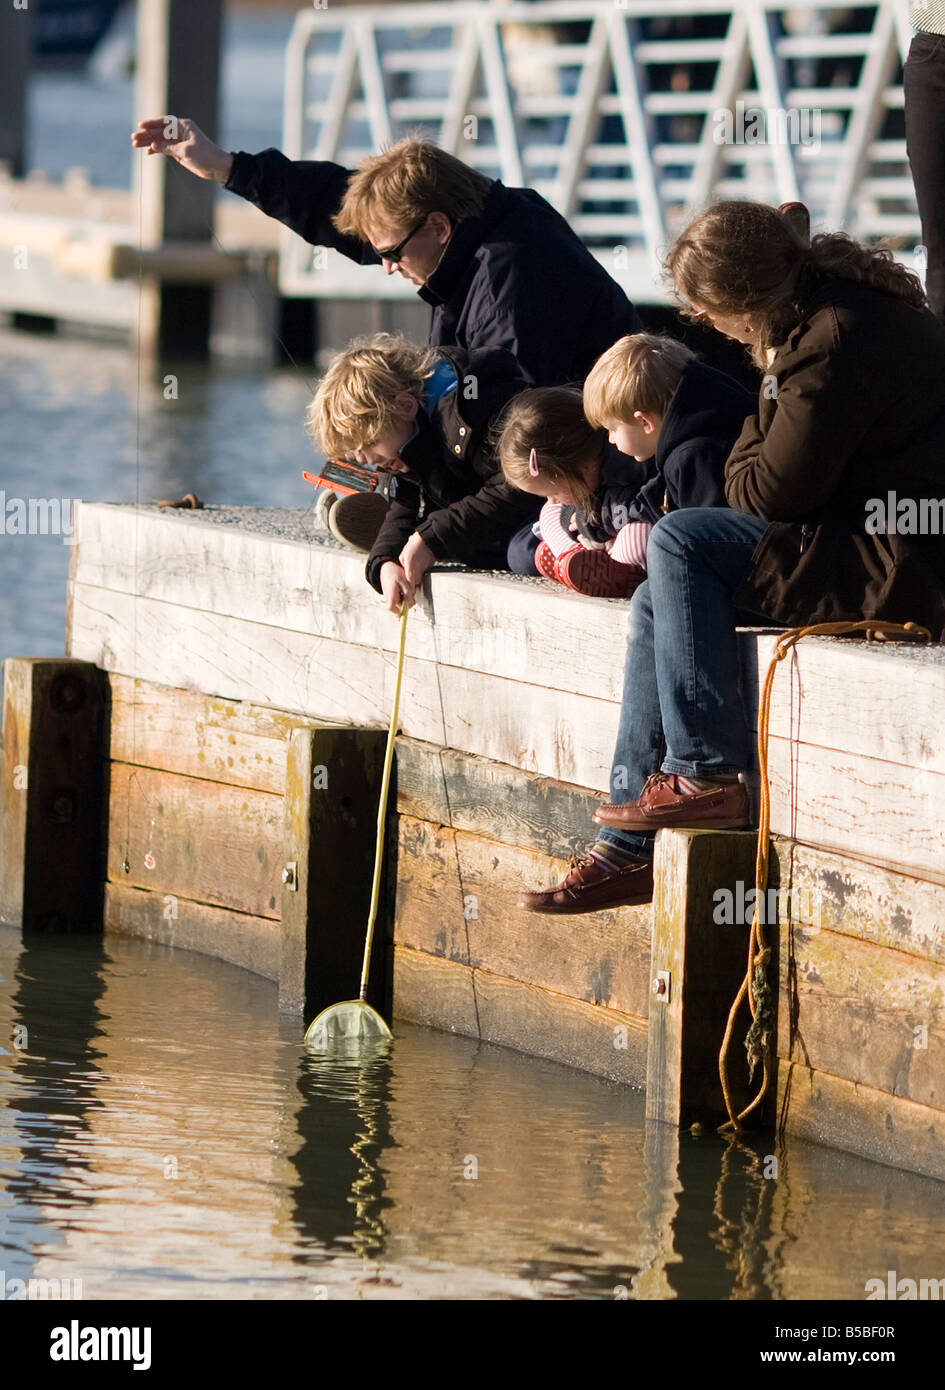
[131, 116, 234, 185]
[379, 561, 415, 616]
[399, 532, 436, 587]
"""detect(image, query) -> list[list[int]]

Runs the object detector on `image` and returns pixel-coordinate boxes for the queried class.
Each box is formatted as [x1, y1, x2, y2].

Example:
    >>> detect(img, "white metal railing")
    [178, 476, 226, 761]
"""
[280, 0, 921, 304]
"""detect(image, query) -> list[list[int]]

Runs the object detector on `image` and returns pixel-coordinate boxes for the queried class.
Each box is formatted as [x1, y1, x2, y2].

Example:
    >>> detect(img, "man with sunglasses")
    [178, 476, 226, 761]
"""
[132, 115, 644, 553]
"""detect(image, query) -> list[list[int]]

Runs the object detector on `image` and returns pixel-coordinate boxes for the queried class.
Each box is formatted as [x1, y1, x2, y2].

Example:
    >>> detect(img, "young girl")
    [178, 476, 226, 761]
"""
[497, 333, 753, 598]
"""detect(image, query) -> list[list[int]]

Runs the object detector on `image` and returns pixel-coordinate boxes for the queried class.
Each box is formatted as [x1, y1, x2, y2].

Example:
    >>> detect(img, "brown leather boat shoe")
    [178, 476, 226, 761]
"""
[518, 852, 653, 914]
[593, 772, 750, 831]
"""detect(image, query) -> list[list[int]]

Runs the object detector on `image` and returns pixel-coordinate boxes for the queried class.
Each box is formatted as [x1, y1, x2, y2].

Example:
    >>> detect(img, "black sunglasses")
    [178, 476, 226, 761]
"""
[372, 216, 429, 263]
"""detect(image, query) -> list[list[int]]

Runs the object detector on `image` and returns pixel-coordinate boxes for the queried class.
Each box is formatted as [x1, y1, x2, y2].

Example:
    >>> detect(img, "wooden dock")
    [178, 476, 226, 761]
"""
[2, 500, 944, 1182]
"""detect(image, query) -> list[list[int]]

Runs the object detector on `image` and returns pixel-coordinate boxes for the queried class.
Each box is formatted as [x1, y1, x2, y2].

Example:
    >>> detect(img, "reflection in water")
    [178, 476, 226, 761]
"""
[1, 935, 109, 1287]
[291, 1046, 394, 1262]
[1, 926, 945, 1300]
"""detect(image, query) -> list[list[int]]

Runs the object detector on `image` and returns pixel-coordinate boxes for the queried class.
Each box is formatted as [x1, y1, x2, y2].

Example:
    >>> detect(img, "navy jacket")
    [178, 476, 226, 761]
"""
[576, 359, 755, 541]
[364, 345, 540, 592]
[225, 149, 642, 388]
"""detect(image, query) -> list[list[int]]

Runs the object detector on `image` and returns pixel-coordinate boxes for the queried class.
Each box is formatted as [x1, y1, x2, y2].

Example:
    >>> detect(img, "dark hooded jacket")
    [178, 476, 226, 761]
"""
[224, 149, 642, 389]
[364, 345, 539, 591]
[574, 358, 754, 541]
[725, 269, 945, 639]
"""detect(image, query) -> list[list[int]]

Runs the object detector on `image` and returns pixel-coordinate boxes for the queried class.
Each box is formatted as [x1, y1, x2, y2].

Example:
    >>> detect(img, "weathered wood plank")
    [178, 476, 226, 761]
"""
[73, 502, 945, 773]
[390, 945, 647, 1085]
[777, 839, 945, 964]
[105, 881, 280, 981]
[281, 725, 386, 1019]
[0, 658, 106, 932]
[106, 762, 284, 919]
[394, 815, 652, 1017]
[647, 829, 765, 1128]
[395, 737, 605, 860]
[70, 582, 945, 883]
[778, 1059, 945, 1183]
[394, 811, 653, 1023]
[778, 924, 945, 1109]
[764, 736, 945, 887]
[68, 581, 619, 786]
[71, 502, 631, 700]
[108, 673, 343, 794]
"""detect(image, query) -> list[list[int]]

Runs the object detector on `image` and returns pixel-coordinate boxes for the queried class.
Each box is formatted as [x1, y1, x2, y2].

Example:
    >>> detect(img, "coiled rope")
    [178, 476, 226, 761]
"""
[717, 617, 932, 1134]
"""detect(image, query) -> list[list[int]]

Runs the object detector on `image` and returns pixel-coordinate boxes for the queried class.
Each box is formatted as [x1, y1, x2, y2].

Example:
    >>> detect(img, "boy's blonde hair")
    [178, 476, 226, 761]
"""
[307, 332, 440, 459]
[333, 135, 492, 240]
[494, 387, 605, 514]
[583, 333, 695, 427]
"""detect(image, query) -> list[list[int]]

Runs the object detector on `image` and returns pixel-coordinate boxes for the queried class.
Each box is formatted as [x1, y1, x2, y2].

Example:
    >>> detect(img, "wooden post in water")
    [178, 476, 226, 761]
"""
[0, 3, 32, 179]
[281, 726, 387, 1019]
[647, 828, 777, 1129]
[0, 659, 107, 933]
[135, 0, 224, 358]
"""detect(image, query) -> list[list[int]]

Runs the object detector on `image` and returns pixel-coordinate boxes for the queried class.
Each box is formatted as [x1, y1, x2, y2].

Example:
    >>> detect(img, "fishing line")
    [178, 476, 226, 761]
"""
[120, 157, 147, 877]
[423, 581, 482, 1038]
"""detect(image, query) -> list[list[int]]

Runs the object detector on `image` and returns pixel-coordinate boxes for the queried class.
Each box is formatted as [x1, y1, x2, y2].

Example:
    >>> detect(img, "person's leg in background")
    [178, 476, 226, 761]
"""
[506, 520, 541, 576]
[905, 30, 945, 319]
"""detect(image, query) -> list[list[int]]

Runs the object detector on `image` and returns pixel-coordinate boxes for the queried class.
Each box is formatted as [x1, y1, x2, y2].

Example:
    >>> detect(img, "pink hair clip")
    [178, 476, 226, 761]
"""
[528, 447, 540, 477]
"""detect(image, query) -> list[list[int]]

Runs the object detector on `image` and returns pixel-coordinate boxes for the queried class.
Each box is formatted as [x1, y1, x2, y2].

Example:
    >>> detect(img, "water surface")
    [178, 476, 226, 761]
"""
[2, 928, 944, 1301]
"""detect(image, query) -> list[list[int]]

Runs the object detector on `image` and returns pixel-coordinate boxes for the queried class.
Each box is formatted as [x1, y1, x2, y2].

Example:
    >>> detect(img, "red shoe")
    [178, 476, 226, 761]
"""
[534, 540, 560, 581]
[518, 851, 653, 914]
[555, 547, 644, 599]
[593, 772, 750, 830]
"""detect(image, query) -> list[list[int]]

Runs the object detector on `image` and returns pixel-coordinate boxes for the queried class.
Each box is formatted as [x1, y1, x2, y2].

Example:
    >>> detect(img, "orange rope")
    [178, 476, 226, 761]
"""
[717, 618, 932, 1133]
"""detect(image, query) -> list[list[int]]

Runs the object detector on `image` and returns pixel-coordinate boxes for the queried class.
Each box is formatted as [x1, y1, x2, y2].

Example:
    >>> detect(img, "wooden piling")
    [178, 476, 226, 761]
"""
[280, 726, 387, 1019]
[647, 828, 775, 1129]
[0, 4, 31, 179]
[0, 658, 107, 933]
[135, 0, 224, 359]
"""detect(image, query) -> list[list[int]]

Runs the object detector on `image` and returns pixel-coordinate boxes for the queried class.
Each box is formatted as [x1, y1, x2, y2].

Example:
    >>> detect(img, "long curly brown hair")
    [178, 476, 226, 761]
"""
[664, 201, 927, 367]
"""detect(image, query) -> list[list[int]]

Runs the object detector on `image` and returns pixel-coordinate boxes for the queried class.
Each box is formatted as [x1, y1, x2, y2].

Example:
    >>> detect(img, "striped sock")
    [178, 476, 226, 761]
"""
[609, 520, 653, 570]
[539, 501, 579, 559]
[588, 840, 644, 873]
[673, 773, 740, 795]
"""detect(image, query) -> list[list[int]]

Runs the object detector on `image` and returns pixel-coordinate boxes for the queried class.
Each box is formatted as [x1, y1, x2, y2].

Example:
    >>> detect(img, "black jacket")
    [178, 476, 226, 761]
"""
[225, 149, 642, 387]
[576, 359, 755, 541]
[364, 345, 540, 591]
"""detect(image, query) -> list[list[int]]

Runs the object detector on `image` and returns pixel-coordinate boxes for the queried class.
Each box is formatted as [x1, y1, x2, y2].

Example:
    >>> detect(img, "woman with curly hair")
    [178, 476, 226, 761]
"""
[521, 200, 945, 914]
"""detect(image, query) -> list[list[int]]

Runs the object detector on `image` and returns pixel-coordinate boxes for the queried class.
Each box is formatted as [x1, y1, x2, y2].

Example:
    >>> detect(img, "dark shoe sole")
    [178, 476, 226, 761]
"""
[557, 548, 644, 599]
[327, 492, 390, 552]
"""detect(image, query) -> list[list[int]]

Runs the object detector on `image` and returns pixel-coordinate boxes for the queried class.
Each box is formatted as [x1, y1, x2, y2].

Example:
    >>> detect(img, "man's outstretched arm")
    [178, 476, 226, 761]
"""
[131, 117, 379, 265]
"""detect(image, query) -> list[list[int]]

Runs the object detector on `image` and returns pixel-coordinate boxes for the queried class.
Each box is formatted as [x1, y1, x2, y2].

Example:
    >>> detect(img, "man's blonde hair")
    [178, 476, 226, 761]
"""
[583, 333, 695, 426]
[333, 135, 492, 240]
[307, 332, 440, 459]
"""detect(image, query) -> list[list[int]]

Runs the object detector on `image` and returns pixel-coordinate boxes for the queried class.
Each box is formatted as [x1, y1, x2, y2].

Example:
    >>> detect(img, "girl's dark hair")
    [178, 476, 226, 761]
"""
[493, 387, 605, 514]
[664, 200, 927, 367]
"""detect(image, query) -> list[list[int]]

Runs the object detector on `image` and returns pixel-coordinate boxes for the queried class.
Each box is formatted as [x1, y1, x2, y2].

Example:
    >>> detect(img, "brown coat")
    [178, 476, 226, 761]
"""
[725, 270, 945, 640]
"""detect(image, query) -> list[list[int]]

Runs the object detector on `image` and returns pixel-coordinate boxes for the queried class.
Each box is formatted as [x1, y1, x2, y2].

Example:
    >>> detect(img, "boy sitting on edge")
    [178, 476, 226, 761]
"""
[307, 332, 539, 613]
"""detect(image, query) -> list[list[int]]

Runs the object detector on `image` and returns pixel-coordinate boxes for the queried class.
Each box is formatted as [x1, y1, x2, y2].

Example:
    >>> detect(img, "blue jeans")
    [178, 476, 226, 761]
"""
[596, 507, 770, 859]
